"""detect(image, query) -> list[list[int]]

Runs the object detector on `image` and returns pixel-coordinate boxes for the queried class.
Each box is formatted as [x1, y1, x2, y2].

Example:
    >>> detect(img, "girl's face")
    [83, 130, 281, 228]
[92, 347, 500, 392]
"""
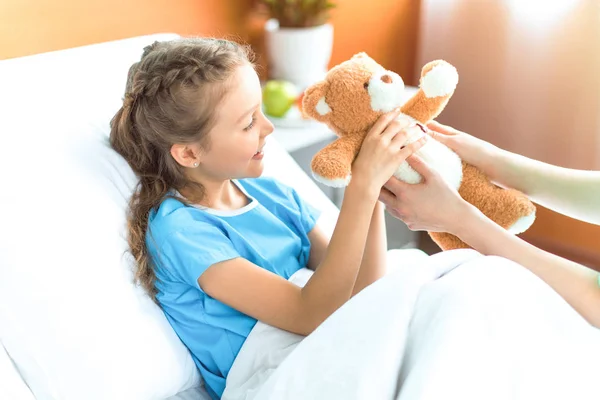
[196, 64, 274, 181]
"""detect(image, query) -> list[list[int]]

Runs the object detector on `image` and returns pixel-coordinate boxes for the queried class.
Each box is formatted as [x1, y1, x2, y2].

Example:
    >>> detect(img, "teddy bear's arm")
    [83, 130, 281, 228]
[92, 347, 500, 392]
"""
[401, 60, 459, 123]
[311, 135, 364, 188]
[431, 163, 536, 251]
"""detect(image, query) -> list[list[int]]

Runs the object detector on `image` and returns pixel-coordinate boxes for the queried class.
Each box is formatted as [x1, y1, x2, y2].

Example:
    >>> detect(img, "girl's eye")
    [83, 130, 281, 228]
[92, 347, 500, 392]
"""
[244, 116, 257, 131]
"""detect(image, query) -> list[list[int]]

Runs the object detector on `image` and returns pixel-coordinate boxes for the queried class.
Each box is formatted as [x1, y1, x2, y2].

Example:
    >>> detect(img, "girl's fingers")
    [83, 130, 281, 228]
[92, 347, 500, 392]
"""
[381, 118, 412, 142]
[368, 108, 403, 138]
[390, 125, 423, 148]
[397, 135, 427, 157]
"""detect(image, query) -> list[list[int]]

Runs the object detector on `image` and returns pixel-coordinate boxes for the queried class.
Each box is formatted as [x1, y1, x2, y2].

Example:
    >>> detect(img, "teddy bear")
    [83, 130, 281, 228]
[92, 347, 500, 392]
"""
[301, 52, 536, 250]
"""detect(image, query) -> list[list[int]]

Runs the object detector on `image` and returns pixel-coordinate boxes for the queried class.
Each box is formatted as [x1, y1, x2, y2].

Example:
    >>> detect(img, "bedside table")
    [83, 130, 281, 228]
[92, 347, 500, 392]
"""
[271, 122, 336, 154]
[271, 121, 340, 206]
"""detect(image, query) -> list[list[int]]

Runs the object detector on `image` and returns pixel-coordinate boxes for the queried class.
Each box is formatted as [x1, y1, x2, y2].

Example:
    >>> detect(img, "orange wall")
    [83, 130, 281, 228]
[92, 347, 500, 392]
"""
[522, 207, 600, 269]
[1, 0, 420, 83]
[0, 0, 253, 60]
[329, 0, 420, 84]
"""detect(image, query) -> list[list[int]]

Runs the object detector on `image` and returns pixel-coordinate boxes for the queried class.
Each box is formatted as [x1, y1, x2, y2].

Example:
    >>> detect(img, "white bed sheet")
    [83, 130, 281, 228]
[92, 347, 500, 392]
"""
[223, 250, 600, 400]
[0, 342, 36, 400]
[166, 385, 213, 400]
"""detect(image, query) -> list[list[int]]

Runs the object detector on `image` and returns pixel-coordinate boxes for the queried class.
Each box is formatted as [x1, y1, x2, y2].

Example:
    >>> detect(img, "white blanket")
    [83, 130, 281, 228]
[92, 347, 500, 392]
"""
[223, 249, 600, 400]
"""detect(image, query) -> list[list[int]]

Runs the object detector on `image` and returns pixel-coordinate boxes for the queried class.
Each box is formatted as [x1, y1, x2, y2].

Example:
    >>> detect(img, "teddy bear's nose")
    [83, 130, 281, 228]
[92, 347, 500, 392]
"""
[380, 74, 393, 84]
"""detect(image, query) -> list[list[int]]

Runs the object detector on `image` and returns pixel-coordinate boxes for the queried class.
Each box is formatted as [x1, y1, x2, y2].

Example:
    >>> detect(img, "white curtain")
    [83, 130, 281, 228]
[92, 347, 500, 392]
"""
[417, 0, 600, 169]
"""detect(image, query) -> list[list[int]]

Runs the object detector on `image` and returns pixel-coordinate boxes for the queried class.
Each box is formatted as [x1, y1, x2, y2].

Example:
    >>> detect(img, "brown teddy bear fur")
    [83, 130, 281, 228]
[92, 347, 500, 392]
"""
[301, 53, 536, 251]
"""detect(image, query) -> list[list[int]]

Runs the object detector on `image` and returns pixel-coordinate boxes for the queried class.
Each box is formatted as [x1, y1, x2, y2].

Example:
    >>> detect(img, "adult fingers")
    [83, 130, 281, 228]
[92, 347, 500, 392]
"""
[378, 186, 397, 206]
[406, 154, 436, 181]
[426, 120, 458, 135]
[383, 176, 410, 194]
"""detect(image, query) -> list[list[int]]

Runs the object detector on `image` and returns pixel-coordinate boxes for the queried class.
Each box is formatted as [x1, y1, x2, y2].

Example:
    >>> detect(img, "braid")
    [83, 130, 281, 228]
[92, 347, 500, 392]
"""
[109, 37, 254, 301]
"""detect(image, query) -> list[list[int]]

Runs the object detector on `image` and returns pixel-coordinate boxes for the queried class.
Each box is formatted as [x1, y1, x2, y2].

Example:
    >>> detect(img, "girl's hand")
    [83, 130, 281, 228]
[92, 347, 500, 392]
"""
[352, 109, 427, 195]
[426, 121, 501, 176]
[378, 154, 477, 234]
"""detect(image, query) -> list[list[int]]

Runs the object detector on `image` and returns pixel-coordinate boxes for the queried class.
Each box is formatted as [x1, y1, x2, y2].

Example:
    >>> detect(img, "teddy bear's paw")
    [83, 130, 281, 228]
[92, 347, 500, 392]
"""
[507, 211, 536, 235]
[312, 171, 352, 188]
[421, 63, 459, 98]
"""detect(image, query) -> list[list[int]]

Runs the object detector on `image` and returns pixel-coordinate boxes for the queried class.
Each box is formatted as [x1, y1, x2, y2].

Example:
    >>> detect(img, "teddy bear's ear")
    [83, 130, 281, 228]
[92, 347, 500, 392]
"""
[302, 81, 331, 122]
[350, 52, 380, 72]
[351, 52, 369, 60]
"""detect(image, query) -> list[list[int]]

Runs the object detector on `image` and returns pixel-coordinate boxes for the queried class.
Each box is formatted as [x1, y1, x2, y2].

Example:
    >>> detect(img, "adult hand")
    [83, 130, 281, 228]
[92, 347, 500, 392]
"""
[378, 154, 475, 234]
[427, 121, 501, 176]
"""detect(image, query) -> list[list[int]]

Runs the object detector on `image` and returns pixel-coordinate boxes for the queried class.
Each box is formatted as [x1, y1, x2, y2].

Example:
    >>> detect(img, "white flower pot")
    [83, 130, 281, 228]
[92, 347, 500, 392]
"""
[264, 18, 334, 91]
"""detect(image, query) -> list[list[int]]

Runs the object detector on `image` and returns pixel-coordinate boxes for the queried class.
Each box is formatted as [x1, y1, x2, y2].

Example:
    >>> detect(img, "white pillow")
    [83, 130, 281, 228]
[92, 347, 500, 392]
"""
[0, 34, 201, 400]
[0, 33, 338, 400]
[0, 343, 35, 400]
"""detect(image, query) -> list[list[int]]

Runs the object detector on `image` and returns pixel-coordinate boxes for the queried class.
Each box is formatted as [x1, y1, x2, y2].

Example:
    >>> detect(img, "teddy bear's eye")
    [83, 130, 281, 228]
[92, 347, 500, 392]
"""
[363, 82, 369, 90]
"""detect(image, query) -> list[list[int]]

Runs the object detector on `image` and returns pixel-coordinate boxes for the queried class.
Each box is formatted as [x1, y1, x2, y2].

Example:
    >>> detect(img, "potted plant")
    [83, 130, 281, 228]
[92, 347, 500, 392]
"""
[260, 0, 336, 91]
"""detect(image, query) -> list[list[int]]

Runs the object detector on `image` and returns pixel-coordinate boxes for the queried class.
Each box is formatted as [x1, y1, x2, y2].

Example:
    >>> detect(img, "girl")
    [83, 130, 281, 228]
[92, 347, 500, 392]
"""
[109, 38, 426, 399]
[378, 121, 600, 328]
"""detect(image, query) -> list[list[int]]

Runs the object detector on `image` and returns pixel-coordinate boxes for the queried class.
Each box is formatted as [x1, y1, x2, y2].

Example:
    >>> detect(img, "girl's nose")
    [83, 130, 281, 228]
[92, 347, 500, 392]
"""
[262, 116, 274, 137]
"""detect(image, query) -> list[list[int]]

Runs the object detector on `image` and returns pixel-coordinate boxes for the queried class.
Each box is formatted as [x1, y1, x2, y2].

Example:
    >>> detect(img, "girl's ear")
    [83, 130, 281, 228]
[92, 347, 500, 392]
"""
[301, 81, 331, 123]
[170, 143, 202, 168]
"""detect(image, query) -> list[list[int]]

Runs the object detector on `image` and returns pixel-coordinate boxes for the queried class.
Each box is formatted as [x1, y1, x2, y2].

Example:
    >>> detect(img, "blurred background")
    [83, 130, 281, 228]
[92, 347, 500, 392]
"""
[2, 0, 598, 267]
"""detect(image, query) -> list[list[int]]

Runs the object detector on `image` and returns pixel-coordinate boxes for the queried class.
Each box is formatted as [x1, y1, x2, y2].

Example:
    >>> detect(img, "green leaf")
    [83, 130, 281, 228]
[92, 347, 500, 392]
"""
[261, 0, 335, 27]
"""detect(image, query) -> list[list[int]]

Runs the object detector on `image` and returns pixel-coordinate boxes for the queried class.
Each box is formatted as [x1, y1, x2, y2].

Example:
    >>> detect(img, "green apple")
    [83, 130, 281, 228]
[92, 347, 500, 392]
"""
[262, 80, 299, 118]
